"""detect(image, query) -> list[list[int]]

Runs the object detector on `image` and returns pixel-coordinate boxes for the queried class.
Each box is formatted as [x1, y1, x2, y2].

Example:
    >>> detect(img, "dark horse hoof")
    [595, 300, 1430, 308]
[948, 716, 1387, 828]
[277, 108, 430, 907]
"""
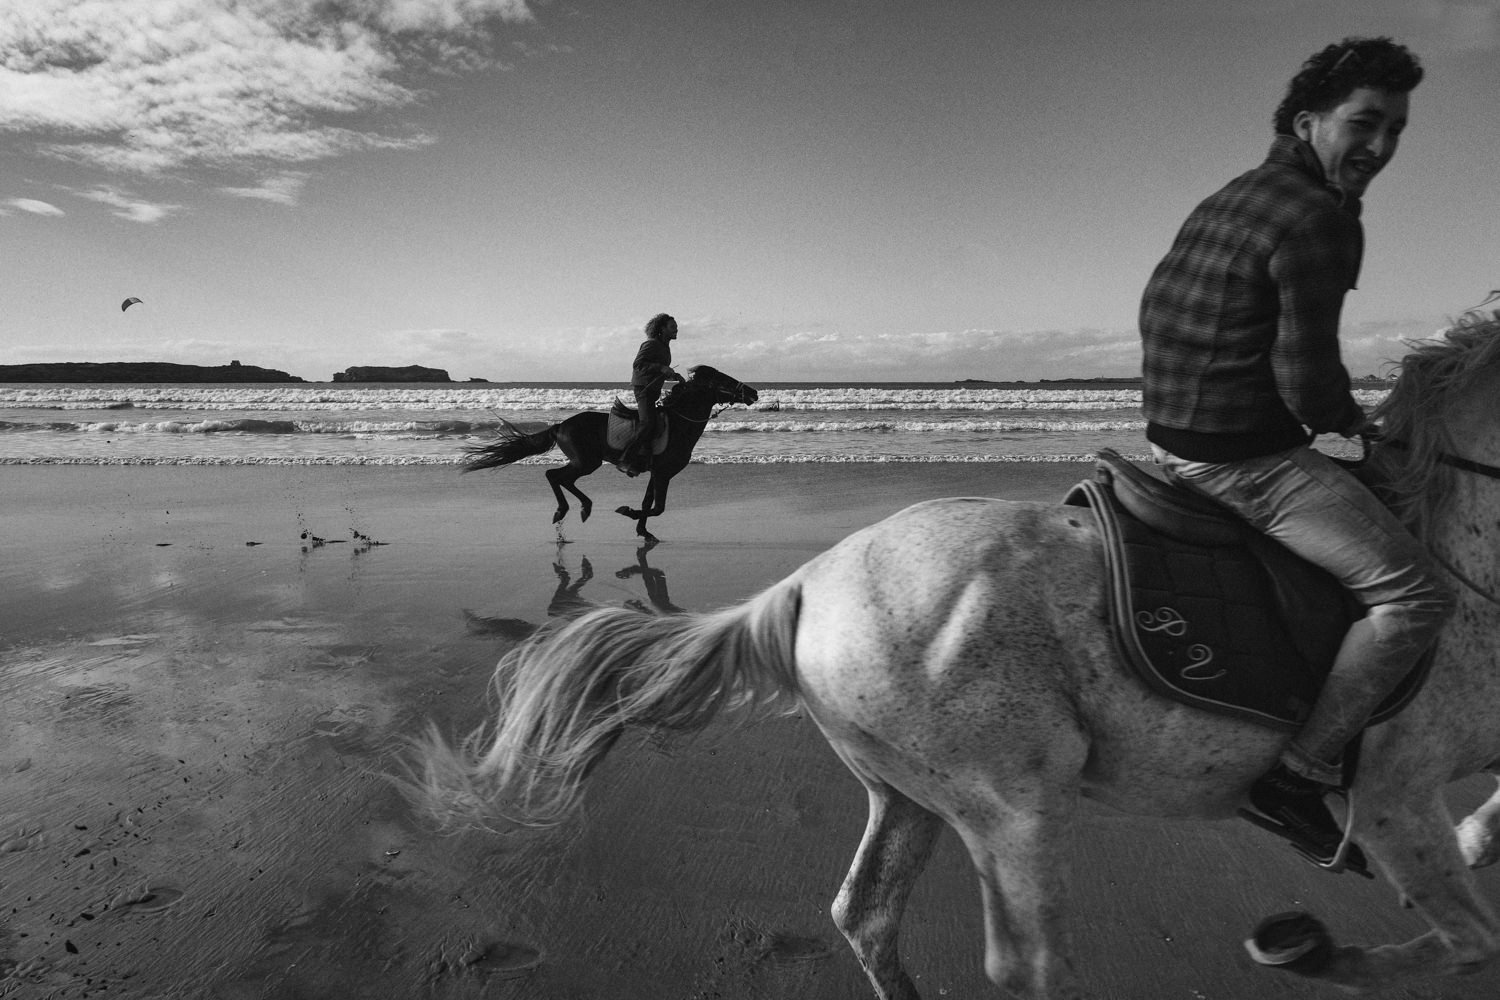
[1245, 911, 1333, 976]
[552, 509, 566, 524]
[614, 505, 635, 517]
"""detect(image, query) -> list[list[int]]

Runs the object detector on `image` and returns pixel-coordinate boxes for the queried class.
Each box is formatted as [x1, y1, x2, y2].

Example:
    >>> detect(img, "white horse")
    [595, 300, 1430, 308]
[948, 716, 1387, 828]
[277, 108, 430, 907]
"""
[414, 313, 1500, 1000]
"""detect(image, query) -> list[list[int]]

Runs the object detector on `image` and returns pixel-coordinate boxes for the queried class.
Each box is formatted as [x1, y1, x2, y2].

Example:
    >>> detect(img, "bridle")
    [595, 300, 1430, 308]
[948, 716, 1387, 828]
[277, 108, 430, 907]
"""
[668, 375, 752, 425]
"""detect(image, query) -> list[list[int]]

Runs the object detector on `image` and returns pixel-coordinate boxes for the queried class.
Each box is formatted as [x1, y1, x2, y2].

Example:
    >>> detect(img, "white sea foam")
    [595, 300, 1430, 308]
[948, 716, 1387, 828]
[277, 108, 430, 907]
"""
[0, 383, 1386, 466]
[0, 453, 1132, 467]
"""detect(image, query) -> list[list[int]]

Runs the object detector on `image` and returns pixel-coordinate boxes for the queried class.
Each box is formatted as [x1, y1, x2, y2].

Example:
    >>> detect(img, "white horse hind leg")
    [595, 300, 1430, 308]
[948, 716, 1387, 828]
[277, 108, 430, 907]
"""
[831, 779, 944, 1000]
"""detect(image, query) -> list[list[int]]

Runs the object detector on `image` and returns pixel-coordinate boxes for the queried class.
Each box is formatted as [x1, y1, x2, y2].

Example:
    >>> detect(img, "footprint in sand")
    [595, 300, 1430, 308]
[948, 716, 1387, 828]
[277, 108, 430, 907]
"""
[764, 932, 831, 964]
[120, 885, 185, 915]
[721, 918, 831, 965]
[464, 940, 543, 980]
[0, 826, 45, 853]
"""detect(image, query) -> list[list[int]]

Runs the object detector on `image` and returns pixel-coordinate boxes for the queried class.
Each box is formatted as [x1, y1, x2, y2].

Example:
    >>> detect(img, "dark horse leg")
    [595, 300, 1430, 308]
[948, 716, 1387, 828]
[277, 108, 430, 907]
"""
[546, 465, 598, 524]
[615, 472, 671, 540]
[546, 419, 605, 524]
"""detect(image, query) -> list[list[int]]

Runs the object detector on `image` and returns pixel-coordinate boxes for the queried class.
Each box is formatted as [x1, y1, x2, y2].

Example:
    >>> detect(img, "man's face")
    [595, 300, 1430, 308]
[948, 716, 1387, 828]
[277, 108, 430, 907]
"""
[1295, 87, 1409, 197]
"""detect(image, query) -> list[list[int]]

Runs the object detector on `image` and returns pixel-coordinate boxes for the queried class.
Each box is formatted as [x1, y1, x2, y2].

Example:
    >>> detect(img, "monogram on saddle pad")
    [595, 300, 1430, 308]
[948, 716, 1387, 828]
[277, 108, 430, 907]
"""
[605, 398, 668, 456]
[1065, 448, 1428, 730]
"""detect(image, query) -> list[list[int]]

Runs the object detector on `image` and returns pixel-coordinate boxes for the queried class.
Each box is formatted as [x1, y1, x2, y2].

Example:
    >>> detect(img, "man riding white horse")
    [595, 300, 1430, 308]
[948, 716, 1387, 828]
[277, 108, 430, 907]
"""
[1140, 36, 1453, 869]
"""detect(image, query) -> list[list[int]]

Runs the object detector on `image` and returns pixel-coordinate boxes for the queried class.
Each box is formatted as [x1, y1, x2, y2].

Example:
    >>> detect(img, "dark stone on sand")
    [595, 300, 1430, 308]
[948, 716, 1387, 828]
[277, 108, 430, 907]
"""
[331, 365, 452, 383]
[0, 361, 304, 382]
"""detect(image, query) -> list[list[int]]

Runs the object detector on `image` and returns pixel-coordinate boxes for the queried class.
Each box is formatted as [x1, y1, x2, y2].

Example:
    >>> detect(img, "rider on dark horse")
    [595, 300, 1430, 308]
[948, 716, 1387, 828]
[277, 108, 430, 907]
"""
[625, 313, 685, 475]
[1140, 37, 1452, 868]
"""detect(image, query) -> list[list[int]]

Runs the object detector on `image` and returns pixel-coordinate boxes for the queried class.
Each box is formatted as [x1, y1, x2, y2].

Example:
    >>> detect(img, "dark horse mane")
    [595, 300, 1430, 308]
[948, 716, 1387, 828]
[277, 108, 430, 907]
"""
[673, 364, 726, 394]
[1372, 309, 1500, 537]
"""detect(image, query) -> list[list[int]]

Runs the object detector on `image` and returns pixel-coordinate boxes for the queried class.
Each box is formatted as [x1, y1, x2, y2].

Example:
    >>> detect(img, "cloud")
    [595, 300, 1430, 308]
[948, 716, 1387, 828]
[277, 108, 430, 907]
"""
[3, 196, 65, 216]
[78, 186, 183, 223]
[218, 171, 308, 205]
[519, 318, 1440, 383]
[1438, 2, 1500, 51]
[461, 320, 1148, 383]
[673, 323, 1145, 382]
[0, 0, 534, 176]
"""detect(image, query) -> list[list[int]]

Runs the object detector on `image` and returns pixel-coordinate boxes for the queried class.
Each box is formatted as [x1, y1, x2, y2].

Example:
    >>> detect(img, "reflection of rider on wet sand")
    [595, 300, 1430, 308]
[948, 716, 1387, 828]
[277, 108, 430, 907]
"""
[462, 544, 678, 638]
[617, 540, 681, 614]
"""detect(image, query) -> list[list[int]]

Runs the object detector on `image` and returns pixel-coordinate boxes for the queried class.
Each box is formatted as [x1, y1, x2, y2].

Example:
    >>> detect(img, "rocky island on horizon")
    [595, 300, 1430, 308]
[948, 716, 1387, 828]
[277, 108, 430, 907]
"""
[0, 360, 304, 383]
[330, 365, 453, 383]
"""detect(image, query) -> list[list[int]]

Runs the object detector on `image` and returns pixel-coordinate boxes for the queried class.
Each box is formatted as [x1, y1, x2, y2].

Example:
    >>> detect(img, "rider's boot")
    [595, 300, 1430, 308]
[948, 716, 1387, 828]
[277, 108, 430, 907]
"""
[1247, 763, 1366, 873]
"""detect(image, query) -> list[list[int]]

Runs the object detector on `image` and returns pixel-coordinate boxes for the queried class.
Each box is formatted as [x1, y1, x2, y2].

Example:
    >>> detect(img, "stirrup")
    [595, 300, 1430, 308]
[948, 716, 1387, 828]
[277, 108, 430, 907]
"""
[1238, 788, 1372, 879]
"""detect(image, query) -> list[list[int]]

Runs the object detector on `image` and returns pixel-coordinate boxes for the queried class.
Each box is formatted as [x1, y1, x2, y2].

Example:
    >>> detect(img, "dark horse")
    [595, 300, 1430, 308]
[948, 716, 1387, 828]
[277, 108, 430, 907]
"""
[461, 365, 758, 540]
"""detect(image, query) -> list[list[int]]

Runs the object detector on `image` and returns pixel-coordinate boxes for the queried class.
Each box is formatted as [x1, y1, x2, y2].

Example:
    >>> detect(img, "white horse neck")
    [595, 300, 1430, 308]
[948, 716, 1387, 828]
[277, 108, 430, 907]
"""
[1394, 379, 1500, 766]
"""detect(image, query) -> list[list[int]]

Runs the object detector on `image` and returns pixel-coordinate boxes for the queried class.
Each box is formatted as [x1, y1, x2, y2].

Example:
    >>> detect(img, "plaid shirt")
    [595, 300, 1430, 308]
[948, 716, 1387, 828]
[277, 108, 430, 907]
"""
[1140, 135, 1368, 462]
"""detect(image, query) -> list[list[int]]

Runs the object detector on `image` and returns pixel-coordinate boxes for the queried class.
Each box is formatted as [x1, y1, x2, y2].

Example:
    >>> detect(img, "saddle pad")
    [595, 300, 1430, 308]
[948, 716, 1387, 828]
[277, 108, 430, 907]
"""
[1066, 477, 1427, 731]
[606, 401, 668, 455]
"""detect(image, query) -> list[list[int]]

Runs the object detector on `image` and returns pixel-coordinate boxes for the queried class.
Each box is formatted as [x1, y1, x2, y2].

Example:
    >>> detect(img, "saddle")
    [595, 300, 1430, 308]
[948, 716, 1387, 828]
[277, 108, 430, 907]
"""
[606, 398, 669, 456]
[1064, 449, 1429, 731]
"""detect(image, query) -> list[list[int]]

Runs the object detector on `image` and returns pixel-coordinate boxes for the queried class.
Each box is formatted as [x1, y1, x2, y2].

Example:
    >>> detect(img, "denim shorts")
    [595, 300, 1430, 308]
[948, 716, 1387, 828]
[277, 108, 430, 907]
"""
[1152, 444, 1449, 613]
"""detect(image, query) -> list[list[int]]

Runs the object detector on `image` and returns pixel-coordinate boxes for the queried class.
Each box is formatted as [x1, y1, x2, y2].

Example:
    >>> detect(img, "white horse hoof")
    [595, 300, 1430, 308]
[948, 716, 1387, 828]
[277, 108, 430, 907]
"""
[1457, 816, 1500, 868]
[1245, 911, 1333, 976]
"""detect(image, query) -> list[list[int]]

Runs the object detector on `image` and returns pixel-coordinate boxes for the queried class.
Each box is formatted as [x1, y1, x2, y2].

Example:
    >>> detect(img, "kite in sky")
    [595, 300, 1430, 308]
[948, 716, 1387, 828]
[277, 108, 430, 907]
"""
[121, 297, 142, 311]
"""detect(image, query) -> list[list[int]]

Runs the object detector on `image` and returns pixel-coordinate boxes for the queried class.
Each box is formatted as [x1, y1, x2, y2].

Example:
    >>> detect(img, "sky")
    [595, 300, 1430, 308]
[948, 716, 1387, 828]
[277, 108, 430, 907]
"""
[2, 0, 1498, 383]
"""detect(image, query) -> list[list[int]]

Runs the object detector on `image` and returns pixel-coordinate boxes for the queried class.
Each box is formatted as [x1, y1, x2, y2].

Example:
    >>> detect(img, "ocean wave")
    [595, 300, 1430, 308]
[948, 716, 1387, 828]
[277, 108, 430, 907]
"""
[704, 418, 1146, 434]
[2, 415, 1146, 438]
[0, 384, 1389, 417]
[0, 453, 1125, 467]
[2, 417, 490, 436]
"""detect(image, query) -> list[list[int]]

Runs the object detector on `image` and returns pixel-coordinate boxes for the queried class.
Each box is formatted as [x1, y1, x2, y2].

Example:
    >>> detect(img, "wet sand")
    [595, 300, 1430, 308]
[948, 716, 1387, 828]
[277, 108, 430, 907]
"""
[4, 461, 1500, 999]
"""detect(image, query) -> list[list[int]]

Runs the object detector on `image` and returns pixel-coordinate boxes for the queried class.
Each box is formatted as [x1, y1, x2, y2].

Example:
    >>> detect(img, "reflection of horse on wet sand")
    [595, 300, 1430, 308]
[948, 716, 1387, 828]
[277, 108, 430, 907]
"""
[419, 317, 1500, 999]
[459, 365, 758, 541]
[463, 544, 681, 641]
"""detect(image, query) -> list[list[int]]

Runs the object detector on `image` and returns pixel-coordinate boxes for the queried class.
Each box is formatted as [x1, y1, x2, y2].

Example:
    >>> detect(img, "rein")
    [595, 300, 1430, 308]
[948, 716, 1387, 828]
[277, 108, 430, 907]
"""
[668, 379, 749, 424]
[1382, 439, 1500, 607]
[1385, 439, 1500, 481]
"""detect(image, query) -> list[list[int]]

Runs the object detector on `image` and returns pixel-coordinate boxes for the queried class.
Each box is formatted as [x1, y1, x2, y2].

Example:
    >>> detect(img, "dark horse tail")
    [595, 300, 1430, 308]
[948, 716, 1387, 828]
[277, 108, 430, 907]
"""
[461, 418, 556, 472]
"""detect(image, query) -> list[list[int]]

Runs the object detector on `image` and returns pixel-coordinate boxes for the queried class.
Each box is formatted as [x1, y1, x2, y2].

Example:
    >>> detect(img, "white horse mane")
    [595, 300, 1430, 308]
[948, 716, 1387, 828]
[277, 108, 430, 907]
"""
[1373, 309, 1500, 537]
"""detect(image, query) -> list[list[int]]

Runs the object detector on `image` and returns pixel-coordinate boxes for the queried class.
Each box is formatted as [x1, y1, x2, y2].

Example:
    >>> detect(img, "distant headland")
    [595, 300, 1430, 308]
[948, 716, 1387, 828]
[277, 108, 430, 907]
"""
[0, 361, 304, 383]
[0, 362, 495, 383]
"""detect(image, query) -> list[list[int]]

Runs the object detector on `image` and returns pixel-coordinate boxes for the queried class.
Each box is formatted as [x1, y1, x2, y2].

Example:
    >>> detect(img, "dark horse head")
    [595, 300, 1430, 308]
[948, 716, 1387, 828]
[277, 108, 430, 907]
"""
[668, 365, 759, 411]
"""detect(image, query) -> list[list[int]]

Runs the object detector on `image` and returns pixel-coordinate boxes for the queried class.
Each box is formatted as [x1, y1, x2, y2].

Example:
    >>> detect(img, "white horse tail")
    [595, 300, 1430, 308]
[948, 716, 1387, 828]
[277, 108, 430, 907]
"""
[414, 579, 803, 830]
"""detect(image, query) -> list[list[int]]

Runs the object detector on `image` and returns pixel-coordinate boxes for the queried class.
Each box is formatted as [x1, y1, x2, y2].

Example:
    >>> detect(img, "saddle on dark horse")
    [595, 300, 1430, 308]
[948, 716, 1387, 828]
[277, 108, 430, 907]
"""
[606, 398, 669, 471]
[1065, 448, 1430, 873]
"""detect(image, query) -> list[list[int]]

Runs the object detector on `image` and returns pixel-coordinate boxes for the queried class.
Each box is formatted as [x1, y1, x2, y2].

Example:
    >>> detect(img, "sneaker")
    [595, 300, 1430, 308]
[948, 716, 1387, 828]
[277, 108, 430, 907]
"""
[1246, 764, 1369, 875]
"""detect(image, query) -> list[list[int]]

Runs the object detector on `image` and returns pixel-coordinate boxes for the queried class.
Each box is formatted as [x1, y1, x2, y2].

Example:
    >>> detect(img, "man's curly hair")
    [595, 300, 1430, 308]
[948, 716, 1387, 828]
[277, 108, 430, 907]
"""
[644, 313, 676, 341]
[1273, 37, 1423, 135]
